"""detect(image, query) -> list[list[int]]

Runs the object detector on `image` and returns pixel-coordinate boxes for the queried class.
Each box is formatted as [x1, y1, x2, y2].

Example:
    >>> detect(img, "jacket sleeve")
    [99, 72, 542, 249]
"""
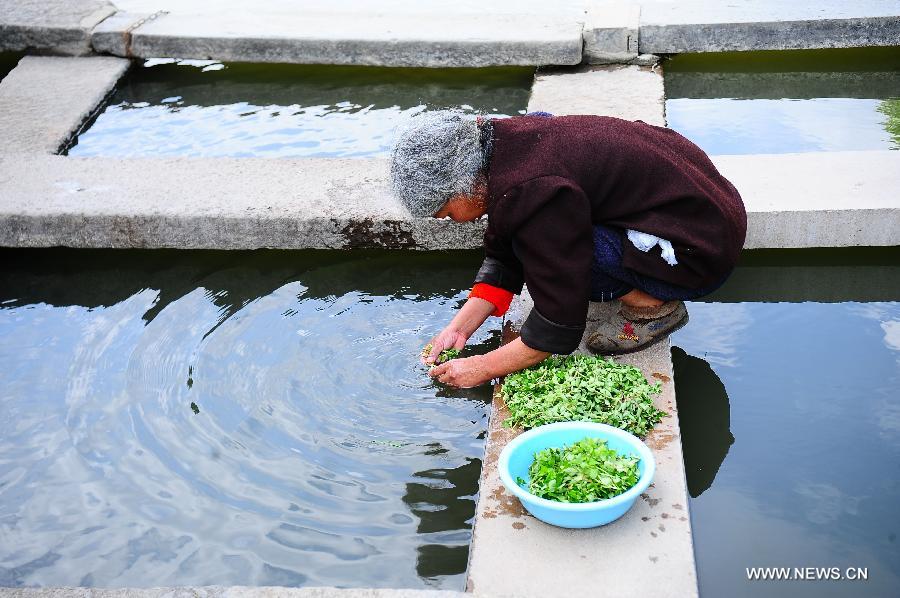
[473, 219, 525, 295]
[508, 177, 594, 354]
[469, 283, 515, 316]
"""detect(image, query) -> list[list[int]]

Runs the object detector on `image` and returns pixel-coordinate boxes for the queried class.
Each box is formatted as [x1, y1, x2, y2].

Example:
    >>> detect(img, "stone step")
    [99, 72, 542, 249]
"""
[465, 293, 697, 597]
[0, 55, 128, 155]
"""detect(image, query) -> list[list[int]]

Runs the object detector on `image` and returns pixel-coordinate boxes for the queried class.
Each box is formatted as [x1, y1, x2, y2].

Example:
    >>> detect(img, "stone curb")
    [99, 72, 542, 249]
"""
[3, 2, 899, 65]
[97, 12, 584, 68]
[640, 16, 900, 54]
[0, 55, 129, 155]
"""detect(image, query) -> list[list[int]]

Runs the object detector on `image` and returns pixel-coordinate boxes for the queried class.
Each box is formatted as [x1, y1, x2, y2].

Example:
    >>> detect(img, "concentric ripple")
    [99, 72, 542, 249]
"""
[0, 250, 498, 589]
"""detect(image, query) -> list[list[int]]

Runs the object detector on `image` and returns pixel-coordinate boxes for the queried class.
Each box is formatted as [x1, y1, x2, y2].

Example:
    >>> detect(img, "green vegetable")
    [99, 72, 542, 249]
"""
[421, 343, 461, 367]
[501, 354, 665, 437]
[517, 437, 640, 503]
[434, 348, 460, 364]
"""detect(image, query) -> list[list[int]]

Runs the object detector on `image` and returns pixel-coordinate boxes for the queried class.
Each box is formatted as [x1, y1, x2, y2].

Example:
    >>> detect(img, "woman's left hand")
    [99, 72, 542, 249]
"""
[428, 355, 493, 388]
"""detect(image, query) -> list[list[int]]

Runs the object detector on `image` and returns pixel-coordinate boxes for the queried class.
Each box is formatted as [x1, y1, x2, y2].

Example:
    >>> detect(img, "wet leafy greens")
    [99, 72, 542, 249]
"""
[517, 437, 640, 503]
[501, 354, 665, 437]
[421, 343, 461, 367]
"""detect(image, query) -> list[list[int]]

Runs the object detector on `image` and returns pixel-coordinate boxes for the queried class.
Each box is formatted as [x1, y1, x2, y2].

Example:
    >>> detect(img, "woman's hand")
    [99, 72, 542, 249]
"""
[422, 327, 468, 365]
[429, 355, 493, 388]
[421, 297, 496, 365]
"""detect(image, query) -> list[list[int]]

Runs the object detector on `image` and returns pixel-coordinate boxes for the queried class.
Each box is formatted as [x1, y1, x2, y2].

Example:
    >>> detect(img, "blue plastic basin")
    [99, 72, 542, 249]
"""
[498, 421, 656, 529]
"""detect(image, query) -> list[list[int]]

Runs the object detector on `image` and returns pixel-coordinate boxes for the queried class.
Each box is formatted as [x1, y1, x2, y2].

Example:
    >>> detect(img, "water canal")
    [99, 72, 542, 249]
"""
[673, 248, 900, 598]
[665, 47, 900, 155]
[2, 248, 898, 594]
[66, 61, 533, 158]
[0, 249, 498, 589]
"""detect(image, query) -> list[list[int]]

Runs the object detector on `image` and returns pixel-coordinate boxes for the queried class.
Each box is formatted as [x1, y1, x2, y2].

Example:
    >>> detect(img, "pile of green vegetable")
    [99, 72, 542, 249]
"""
[501, 354, 665, 437]
[518, 437, 640, 503]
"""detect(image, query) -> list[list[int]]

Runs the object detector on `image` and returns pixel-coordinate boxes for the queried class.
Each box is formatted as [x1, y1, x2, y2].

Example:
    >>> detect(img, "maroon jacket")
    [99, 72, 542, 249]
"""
[474, 115, 746, 354]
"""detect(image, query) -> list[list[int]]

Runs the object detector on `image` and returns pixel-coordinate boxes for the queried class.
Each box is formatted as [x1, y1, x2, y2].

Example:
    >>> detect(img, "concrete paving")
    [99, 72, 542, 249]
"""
[0, 155, 484, 250]
[0, 589, 480, 598]
[715, 150, 900, 249]
[0, 56, 129, 155]
[528, 64, 665, 126]
[96, 9, 583, 67]
[0, 0, 115, 55]
[640, 0, 900, 53]
[2, 150, 897, 250]
[466, 293, 697, 598]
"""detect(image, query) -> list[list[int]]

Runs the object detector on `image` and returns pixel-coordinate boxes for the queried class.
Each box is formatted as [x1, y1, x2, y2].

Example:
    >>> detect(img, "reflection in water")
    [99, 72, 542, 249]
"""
[672, 299, 900, 598]
[402, 458, 481, 585]
[664, 47, 900, 155]
[0, 249, 497, 589]
[68, 61, 533, 158]
[670, 346, 734, 498]
[878, 98, 900, 146]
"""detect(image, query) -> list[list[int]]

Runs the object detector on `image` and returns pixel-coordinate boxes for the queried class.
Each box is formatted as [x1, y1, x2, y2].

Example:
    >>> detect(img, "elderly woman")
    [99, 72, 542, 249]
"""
[392, 111, 746, 388]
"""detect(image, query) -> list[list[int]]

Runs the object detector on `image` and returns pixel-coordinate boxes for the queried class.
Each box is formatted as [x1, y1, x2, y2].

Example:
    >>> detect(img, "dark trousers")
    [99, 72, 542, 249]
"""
[590, 225, 727, 302]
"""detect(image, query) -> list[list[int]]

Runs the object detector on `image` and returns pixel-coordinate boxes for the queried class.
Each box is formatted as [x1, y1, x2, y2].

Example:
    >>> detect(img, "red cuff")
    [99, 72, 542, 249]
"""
[469, 283, 514, 317]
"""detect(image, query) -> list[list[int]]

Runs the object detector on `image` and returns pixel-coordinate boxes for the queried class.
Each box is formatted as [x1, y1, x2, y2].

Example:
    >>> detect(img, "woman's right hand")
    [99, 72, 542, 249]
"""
[422, 327, 468, 365]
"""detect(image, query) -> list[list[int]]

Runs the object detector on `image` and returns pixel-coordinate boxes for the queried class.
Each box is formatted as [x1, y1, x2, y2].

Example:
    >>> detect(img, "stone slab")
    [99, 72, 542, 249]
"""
[0, 56, 129, 155]
[1, 151, 896, 251]
[110, 0, 589, 19]
[0, 589, 475, 598]
[465, 292, 698, 598]
[583, 1, 641, 64]
[712, 150, 900, 249]
[119, 12, 583, 67]
[640, 0, 900, 53]
[527, 65, 666, 126]
[0, 0, 115, 55]
[0, 155, 484, 250]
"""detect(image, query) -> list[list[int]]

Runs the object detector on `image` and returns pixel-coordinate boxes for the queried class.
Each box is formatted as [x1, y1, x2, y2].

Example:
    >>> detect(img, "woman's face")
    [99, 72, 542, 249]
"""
[434, 194, 487, 222]
[433, 178, 488, 222]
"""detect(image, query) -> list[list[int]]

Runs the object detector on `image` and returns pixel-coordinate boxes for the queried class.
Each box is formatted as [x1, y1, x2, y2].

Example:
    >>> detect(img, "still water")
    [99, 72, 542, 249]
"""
[0, 249, 498, 589]
[67, 61, 533, 158]
[665, 47, 900, 155]
[673, 248, 900, 598]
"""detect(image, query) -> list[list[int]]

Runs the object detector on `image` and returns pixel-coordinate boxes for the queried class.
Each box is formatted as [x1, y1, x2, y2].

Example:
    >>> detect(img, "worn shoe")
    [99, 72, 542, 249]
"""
[587, 300, 689, 355]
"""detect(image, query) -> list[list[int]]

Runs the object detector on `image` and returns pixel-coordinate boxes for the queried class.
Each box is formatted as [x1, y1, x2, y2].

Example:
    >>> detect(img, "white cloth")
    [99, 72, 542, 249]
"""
[626, 229, 678, 266]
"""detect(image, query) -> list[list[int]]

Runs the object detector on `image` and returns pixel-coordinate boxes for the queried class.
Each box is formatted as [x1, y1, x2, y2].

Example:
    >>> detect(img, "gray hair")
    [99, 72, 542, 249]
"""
[389, 110, 488, 217]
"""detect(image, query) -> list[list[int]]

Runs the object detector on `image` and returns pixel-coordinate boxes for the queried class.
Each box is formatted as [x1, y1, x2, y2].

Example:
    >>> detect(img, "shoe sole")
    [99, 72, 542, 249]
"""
[601, 311, 690, 356]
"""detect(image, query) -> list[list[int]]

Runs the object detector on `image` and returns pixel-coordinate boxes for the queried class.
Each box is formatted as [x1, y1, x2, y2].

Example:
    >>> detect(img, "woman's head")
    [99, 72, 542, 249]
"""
[389, 110, 490, 218]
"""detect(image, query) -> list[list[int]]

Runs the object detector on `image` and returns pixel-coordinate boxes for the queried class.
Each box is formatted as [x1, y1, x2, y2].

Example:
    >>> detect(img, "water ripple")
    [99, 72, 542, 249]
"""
[0, 253, 495, 589]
